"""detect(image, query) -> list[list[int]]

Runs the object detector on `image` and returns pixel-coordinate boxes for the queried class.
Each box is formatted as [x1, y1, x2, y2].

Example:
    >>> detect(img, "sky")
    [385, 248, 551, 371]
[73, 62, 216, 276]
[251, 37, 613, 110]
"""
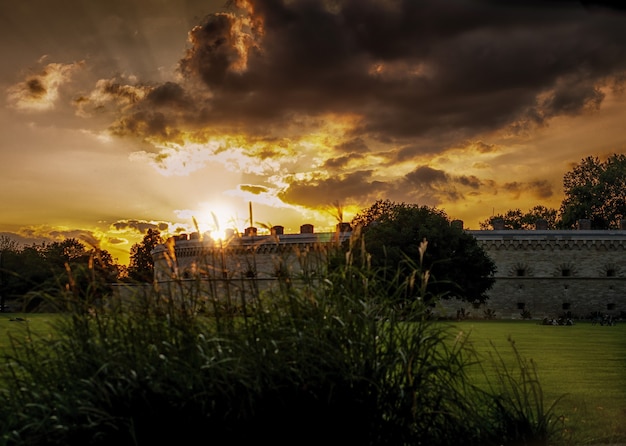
[2, 0, 626, 265]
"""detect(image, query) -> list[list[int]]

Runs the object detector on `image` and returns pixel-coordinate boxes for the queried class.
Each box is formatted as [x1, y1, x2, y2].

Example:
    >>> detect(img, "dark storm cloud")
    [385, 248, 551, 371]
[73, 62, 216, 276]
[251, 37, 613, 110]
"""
[281, 164, 491, 210]
[111, 219, 168, 234]
[457, 175, 483, 189]
[101, 0, 626, 150]
[240, 184, 268, 194]
[279, 170, 387, 207]
[540, 78, 605, 117]
[143, 0, 626, 142]
[335, 137, 369, 154]
[26, 78, 46, 97]
[109, 81, 198, 141]
[398, 166, 494, 204]
[179, 12, 247, 87]
[144, 82, 193, 109]
[108, 237, 127, 245]
[323, 153, 366, 170]
[473, 141, 499, 153]
[405, 166, 448, 185]
[503, 180, 553, 199]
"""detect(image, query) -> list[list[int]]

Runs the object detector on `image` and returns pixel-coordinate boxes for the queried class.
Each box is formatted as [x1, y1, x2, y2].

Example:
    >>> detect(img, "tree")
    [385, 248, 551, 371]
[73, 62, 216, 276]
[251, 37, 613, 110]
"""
[0, 238, 120, 310]
[480, 206, 559, 230]
[0, 236, 21, 311]
[559, 154, 626, 229]
[2, 243, 49, 299]
[351, 200, 496, 304]
[128, 229, 164, 282]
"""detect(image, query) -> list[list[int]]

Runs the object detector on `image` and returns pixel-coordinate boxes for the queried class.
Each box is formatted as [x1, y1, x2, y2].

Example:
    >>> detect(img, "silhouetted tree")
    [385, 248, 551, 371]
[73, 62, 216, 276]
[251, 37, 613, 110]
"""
[480, 206, 558, 230]
[0, 238, 120, 309]
[351, 200, 496, 304]
[559, 154, 626, 229]
[128, 229, 164, 282]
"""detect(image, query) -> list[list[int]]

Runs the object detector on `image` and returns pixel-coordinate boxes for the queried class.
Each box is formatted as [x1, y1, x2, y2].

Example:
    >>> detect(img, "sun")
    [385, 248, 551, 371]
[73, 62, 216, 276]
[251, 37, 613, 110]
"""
[195, 204, 241, 241]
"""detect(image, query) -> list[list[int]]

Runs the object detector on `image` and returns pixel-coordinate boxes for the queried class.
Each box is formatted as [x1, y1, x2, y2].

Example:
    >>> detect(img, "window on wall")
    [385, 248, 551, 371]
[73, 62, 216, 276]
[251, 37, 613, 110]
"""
[603, 263, 619, 277]
[562, 303, 571, 310]
[561, 268, 571, 277]
[607, 303, 616, 311]
[517, 302, 525, 310]
[511, 263, 531, 277]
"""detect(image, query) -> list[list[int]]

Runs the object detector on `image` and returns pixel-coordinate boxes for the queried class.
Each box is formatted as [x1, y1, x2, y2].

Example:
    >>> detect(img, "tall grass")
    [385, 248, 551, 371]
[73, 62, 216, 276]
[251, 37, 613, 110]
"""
[0, 231, 565, 445]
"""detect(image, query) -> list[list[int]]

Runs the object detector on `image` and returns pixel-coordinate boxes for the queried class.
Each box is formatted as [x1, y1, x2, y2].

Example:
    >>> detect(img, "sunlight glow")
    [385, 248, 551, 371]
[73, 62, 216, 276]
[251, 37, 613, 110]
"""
[194, 203, 242, 241]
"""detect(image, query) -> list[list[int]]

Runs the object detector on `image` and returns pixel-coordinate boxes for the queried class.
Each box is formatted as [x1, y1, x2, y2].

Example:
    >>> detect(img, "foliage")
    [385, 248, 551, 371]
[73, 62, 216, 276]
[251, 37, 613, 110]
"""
[0, 233, 563, 446]
[481, 153, 626, 231]
[480, 206, 559, 230]
[483, 308, 497, 319]
[559, 154, 626, 229]
[351, 199, 496, 304]
[477, 337, 566, 446]
[520, 309, 532, 320]
[127, 229, 163, 283]
[0, 238, 119, 307]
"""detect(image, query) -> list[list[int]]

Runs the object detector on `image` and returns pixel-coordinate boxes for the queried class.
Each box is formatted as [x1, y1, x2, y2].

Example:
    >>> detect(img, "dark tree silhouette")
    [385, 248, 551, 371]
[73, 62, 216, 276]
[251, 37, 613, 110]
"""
[351, 200, 496, 304]
[480, 206, 559, 230]
[559, 154, 626, 229]
[128, 229, 164, 282]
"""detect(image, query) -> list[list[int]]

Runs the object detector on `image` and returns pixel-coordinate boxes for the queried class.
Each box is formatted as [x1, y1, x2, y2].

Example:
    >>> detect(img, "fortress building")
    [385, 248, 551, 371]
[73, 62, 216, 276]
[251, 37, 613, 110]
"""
[152, 219, 626, 320]
[152, 223, 352, 283]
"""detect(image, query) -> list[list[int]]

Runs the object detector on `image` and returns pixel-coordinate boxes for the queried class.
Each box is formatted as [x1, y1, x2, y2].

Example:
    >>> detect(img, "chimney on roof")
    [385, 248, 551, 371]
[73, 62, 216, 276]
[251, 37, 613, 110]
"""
[577, 219, 591, 230]
[492, 218, 505, 230]
[300, 224, 314, 234]
[451, 219, 464, 230]
[620, 219, 626, 230]
[535, 219, 548, 230]
[244, 227, 257, 236]
[271, 225, 284, 235]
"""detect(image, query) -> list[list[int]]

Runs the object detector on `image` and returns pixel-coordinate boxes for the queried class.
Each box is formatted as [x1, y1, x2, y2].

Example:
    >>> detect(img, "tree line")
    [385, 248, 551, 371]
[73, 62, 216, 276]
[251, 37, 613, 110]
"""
[0, 229, 164, 307]
[481, 154, 626, 230]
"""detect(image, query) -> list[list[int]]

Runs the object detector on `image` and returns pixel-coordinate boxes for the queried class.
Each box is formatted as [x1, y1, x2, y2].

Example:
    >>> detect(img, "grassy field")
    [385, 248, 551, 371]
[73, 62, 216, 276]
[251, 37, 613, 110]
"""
[1, 314, 624, 445]
[449, 320, 626, 445]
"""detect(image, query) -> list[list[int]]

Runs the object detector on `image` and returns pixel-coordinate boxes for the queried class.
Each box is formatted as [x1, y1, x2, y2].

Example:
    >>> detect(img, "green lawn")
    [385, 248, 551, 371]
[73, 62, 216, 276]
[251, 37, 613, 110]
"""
[1, 315, 624, 445]
[449, 320, 626, 445]
[0, 313, 59, 351]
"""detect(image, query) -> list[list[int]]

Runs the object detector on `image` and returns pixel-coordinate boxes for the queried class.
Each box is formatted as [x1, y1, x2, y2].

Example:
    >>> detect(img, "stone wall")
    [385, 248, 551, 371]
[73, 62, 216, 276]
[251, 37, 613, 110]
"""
[152, 228, 350, 282]
[152, 226, 626, 321]
[435, 229, 626, 320]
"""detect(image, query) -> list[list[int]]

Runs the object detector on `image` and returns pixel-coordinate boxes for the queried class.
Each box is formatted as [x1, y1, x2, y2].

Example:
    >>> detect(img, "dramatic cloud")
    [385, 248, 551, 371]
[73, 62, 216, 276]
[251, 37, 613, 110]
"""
[3, 0, 626, 264]
[101, 1, 626, 196]
[7, 61, 84, 111]
[279, 170, 387, 208]
[503, 180, 554, 200]
[111, 220, 169, 234]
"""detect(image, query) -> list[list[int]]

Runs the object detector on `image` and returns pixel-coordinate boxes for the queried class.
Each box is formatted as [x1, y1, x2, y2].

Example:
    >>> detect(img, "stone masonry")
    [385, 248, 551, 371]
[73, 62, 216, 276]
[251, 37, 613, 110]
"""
[152, 222, 626, 320]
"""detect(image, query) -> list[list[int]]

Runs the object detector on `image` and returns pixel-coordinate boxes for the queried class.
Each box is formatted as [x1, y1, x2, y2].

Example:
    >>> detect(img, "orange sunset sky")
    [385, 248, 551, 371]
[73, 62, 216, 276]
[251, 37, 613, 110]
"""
[2, 0, 626, 265]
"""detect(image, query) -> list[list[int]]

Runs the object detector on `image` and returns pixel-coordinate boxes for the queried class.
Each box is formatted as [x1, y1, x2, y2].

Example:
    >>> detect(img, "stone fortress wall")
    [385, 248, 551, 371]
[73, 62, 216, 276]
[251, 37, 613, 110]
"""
[152, 219, 626, 320]
[442, 219, 626, 320]
[152, 223, 352, 283]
